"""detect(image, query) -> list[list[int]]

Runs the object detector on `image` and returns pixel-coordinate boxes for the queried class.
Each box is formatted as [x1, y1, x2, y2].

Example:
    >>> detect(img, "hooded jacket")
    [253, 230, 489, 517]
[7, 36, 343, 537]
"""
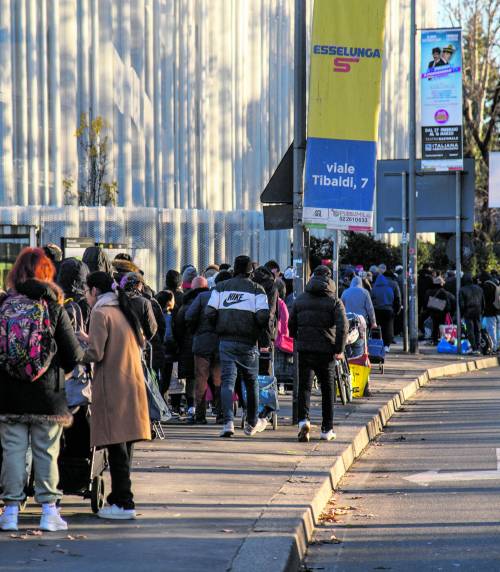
[0, 280, 84, 426]
[459, 274, 484, 318]
[252, 266, 279, 347]
[206, 275, 269, 346]
[185, 288, 218, 355]
[371, 274, 401, 313]
[82, 246, 113, 274]
[341, 276, 376, 326]
[57, 257, 91, 329]
[289, 275, 348, 355]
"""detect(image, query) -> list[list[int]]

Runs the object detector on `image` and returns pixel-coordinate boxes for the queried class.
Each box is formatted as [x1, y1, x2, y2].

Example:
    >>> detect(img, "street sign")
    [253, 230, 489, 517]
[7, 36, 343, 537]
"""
[260, 143, 293, 230]
[376, 158, 475, 233]
[420, 28, 463, 172]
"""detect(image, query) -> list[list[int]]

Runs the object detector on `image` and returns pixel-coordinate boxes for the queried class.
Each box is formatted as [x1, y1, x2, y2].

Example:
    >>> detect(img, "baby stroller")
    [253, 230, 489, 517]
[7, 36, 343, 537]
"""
[58, 406, 108, 514]
[142, 342, 171, 440]
[240, 350, 279, 430]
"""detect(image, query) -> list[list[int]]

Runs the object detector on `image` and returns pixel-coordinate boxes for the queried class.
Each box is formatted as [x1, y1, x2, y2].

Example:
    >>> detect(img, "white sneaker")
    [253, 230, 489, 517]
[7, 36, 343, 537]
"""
[384, 346, 390, 353]
[97, 504, 136, 520]
[298, 420, 311, 443]
[219, 421, 234, 438]
[0, 508, 19, 531]
[320, 429, 336, 441]
[40, 512, 68, 532]
[256, 418, 268, 433]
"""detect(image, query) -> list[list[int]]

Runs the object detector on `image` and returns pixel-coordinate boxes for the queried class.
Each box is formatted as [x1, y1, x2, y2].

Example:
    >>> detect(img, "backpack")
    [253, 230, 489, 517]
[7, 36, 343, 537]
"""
[345, 312, 361, 345]
[0, 294, 56, 382]
[486, 281, 500, 311]
[480, 329, 494, 356]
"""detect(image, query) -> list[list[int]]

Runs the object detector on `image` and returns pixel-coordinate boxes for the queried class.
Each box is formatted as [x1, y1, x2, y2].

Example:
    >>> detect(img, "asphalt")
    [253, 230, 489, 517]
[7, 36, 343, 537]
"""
[0, 349, 498, 572]
[303, 366, 500, 572]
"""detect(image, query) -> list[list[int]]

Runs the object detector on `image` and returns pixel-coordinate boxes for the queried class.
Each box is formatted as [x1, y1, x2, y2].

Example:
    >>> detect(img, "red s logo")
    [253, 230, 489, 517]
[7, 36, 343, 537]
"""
[333, 57, 360, 73]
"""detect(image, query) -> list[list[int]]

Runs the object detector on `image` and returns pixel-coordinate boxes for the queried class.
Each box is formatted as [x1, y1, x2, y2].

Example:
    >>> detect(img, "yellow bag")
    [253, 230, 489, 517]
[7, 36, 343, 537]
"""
[349, 363, 370, 398]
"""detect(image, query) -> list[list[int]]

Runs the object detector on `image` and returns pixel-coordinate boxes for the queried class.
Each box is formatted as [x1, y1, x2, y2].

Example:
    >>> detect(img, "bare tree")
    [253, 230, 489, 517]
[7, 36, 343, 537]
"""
[444, 0, 500, 235]
[74, 112, 119, 207]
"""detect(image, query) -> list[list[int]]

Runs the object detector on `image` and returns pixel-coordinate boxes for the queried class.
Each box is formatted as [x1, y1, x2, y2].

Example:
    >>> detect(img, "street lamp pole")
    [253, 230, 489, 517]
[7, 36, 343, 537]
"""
[292, 0, 306, 423]
[408, 0, 419, 353]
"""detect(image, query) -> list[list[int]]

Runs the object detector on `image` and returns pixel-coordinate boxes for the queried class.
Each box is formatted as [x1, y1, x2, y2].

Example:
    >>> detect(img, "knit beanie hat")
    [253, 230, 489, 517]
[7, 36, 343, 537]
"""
[182, 266, 198, 289]
[233, 255, 253, 276]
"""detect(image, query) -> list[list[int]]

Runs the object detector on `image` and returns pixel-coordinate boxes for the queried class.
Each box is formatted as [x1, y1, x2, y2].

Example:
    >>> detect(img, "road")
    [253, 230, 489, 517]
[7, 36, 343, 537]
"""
[303, 366, 500, 572]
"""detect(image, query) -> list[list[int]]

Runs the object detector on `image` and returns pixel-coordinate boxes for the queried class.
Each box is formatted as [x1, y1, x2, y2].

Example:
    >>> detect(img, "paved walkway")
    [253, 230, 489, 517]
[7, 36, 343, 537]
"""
[1, 348, 497, 572]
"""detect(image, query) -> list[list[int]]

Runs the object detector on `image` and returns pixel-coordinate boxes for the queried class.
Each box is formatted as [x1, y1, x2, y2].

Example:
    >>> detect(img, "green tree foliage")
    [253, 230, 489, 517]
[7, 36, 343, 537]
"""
[338, 232, 401, 269]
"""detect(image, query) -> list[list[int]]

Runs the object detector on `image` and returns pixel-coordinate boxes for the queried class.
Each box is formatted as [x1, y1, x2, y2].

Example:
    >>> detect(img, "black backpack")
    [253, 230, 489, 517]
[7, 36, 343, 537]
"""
[480, 329, 494, 355]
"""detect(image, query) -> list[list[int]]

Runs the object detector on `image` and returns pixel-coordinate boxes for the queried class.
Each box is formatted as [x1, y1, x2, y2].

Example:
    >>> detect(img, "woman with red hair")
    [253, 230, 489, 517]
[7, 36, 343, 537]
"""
[0, 248, 83, 532]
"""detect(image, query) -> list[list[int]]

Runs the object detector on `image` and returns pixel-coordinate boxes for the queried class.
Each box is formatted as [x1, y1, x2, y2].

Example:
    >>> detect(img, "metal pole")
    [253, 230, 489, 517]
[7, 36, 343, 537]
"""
[408, 0, 418, 353]
[292, 0, 306, 424]
[332, 230, 340, 293]
[402, 172, 409, 352]
[455, 171, 462, 355]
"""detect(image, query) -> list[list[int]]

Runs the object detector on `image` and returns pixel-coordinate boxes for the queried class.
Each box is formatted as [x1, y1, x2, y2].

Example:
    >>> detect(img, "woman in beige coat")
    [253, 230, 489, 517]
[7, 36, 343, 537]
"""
[81, 271, 150, 520]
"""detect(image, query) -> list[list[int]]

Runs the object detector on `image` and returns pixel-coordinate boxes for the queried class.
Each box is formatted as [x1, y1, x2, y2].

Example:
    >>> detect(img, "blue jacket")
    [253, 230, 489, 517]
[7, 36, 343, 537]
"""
[371, 274, 401, 313]
[341, 276, 376, 326]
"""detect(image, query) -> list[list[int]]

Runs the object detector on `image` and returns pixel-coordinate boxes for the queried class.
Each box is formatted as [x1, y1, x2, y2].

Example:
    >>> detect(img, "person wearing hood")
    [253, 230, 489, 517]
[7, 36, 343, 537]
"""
[57, 257, 91, 330]
[479, 271, 500, 352]
[119, 272, 158, 343]
[181, 266, 198, 291]
[174, 276, 206, 423]
[80, 271, 150, 520]
[252, 265, 279, 353]
[341, 276, 377, 328]
[112, 254, 141, 285]
[165, 269, 184, 312]
[371, 271, 401, 352]
[289, 265, 348, 443]
[0, 248, 84, 533]
[185, 276, 221, 424]
[459, 272, 485, 354]
[82, 246, 113, 275]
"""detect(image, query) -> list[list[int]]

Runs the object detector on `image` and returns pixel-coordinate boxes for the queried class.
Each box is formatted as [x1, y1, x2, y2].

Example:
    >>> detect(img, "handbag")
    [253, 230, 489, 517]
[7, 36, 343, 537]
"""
[427, 295, 446, 312]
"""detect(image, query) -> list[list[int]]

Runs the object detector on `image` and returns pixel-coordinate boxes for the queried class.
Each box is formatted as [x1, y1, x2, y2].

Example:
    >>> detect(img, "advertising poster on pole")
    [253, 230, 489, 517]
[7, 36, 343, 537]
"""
[303, 0, 387, 231]
[420, 28, 463, 171]
[488, 151, 500, 208]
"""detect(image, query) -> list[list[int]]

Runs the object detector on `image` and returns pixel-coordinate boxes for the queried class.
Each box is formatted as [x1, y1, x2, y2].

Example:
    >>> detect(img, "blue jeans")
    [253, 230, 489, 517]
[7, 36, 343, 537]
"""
[484, 316, 500, 351]
[220, 340, 259, 427]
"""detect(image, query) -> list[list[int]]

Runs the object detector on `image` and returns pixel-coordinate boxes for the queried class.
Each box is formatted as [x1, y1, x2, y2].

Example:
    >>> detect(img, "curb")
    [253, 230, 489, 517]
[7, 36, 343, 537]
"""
[229, 355, 500, 572]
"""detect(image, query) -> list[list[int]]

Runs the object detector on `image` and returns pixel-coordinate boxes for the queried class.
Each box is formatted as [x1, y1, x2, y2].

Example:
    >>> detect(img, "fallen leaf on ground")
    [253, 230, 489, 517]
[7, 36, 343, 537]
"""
[181, 489, 193, 493]
[350, 496, 363, 500]
[9, 534, 28, 540]
[395, 435, 406, 441]
[26, 530, 43, 536]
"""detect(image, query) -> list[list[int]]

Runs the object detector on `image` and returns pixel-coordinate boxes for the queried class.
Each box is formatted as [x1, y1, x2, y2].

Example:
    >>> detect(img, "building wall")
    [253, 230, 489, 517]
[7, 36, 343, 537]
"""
[0, 0, 435, 210]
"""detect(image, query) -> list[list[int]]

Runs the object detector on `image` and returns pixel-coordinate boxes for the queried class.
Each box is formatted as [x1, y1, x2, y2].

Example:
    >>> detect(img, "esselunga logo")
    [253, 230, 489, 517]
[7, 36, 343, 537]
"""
[313, 44, 382, 73]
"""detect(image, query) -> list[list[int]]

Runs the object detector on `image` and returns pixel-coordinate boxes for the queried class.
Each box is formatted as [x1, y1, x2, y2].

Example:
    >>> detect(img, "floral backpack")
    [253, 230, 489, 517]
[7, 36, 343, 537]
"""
[0, 294, 56, 381]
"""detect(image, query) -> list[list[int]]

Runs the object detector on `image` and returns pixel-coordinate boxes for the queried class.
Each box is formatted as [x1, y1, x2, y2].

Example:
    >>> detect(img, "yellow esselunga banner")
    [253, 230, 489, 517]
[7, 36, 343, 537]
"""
[303, 0, 387, 231]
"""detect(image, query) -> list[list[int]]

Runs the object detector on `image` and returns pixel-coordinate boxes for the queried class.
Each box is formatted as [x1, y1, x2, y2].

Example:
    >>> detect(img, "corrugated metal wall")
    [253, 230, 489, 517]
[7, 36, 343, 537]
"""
[0, 0, 435, 209]
[0, 0, 435, 274]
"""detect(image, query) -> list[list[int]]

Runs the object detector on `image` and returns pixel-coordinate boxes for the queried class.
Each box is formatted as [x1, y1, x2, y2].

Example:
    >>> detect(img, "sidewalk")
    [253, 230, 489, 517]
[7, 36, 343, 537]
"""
[1, 349, 498, 572]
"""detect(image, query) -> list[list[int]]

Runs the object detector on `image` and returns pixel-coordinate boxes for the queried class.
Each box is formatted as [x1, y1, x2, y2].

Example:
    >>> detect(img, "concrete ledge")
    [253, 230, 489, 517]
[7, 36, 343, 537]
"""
[230, 355, 500, 572]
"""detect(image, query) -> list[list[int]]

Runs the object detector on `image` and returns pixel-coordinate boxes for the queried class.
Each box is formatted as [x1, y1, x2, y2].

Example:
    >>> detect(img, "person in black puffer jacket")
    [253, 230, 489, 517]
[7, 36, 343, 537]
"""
[0, 248, 83, 533]
[185, 276, 220, 424]
[289, 265, 348, 443]
[252, 266, 278, 351]
[459, 273, 485, 353]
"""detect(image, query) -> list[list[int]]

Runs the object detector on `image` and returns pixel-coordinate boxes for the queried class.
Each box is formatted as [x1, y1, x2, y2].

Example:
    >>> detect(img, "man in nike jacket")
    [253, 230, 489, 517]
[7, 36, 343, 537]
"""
[206, 255, 269, 438]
